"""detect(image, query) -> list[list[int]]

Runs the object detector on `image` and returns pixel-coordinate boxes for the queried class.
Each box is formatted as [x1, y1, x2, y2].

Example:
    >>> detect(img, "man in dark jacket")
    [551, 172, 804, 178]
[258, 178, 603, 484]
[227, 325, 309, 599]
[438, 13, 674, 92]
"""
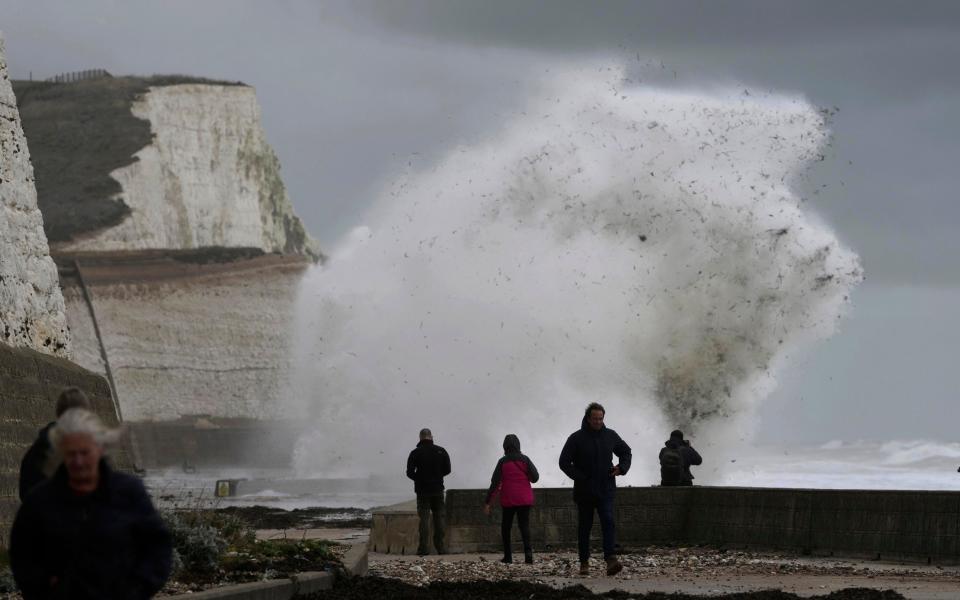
[659, 429, 702, 486]
[18, 386, 91, 500]
[406, 428, 452, 555]
[11, 408, 172, 600]
[559, 402, 632, 576]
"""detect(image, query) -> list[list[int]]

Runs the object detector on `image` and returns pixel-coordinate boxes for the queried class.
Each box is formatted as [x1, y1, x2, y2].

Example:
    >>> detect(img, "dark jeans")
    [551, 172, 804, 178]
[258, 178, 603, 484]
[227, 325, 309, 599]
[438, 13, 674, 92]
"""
[501, 505, 532, 560]
[576, 496, 616, 562]
[416, 492, 446, 554]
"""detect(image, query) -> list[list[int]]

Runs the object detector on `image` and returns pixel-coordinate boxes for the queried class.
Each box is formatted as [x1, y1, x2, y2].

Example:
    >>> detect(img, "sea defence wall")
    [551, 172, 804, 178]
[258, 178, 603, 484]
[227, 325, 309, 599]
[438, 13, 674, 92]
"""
[128, 416, 304, 469]
[0, 342, 131, 543]
[370, 487, 960, 564]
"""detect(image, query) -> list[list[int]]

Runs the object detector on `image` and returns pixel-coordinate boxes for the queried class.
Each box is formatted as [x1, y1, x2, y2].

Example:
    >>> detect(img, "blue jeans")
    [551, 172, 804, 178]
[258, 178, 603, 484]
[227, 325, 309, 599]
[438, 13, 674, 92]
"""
[576, 496, 616, 562]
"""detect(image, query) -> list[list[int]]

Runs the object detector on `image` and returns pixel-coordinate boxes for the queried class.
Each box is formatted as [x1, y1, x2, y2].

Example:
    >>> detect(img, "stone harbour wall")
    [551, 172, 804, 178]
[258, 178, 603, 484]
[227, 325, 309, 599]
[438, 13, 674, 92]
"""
[0, 342, 131, 543]
[372, 486, 960, 564]
[128, 417, 304, 469]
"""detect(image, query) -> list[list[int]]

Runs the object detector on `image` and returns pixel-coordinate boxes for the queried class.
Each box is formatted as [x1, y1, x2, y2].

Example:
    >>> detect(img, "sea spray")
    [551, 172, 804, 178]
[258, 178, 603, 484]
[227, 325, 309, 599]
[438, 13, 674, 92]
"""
[288, 65, 862, 487]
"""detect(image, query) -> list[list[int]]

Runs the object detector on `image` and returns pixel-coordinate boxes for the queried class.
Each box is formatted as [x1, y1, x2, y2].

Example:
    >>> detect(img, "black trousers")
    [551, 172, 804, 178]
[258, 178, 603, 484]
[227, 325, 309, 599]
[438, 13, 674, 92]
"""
[501, 505, 532, 560]
[416, 493, 446, 554]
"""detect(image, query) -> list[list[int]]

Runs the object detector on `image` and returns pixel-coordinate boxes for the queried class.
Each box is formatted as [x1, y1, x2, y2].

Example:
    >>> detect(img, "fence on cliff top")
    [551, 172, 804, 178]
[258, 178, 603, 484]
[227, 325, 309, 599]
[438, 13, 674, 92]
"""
[45, 69, 112, 83]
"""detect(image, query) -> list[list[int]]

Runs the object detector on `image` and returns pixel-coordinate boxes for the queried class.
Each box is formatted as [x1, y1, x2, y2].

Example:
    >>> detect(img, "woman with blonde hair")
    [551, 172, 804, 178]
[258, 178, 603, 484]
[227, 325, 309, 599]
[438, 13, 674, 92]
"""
[10, 408, 172, 599]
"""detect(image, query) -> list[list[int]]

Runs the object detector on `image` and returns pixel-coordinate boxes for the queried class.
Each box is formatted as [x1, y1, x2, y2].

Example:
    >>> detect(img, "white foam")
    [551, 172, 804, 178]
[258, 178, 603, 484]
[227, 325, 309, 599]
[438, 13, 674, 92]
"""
[287, 64, 861, 487]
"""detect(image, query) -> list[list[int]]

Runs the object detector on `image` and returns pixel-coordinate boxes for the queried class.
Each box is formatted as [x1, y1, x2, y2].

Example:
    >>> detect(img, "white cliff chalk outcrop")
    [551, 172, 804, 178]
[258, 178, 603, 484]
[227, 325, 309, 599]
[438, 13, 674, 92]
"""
[58, 84, 319, 258]
[0, 35, 70, 356]
[61, 254, 308, 421]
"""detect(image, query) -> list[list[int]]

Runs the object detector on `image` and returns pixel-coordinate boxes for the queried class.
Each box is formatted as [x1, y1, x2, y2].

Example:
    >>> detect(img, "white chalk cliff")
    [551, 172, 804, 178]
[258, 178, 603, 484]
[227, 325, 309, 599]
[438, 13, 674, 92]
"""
[0, 35, 70, 357]
[61, 254, 307, 421]
[59, 83, 319, 258]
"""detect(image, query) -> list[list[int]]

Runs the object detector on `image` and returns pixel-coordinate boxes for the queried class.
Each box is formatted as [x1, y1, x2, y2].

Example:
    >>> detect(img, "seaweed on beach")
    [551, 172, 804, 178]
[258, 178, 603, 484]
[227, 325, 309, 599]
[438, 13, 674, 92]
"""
[214, 505, 371, 530]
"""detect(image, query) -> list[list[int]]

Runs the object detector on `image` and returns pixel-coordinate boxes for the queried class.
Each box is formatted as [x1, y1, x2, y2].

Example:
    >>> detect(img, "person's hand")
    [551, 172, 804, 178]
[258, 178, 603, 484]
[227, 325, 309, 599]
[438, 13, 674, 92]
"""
[482, 503, 492, 515]
[610, 466, 622, 477]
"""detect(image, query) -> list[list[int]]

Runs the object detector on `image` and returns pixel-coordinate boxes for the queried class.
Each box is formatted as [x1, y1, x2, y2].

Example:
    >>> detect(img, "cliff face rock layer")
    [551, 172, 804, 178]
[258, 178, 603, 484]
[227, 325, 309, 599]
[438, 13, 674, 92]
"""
[60, 251, 309, 421]
[1, 38, 129, 538]
[12, 72, 324, 426]
[14, 78, 320, 259]
[0, 36, 70, 357]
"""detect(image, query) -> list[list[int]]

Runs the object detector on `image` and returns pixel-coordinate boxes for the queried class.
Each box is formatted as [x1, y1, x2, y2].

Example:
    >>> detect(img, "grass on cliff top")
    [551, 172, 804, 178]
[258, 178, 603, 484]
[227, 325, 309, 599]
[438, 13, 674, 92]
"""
[11, 75, 246, 243]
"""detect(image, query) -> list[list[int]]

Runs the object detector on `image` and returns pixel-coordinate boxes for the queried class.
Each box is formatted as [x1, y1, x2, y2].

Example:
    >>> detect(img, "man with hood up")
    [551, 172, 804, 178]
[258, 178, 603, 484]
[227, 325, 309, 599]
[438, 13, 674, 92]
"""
[659, 429, 702, 486]
[406, 428, 452, 555]
[559, 402, 632, 576]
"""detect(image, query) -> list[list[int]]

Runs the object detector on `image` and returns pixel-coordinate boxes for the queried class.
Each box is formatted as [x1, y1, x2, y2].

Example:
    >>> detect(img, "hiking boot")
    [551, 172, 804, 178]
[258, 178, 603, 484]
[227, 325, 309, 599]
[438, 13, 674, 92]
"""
[500, 555, 513, 564]
[579, 561, 590, 576]
[524, 552, 534, 565]
[605, 556, 623, 576]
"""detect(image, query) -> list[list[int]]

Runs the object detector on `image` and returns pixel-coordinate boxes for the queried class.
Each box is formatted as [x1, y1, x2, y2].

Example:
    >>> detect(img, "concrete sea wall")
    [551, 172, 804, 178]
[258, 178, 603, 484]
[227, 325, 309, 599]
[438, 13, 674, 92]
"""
[0, 342, 130, 543]
[371, 487, 960, 564]
[128, 416, 304, 469]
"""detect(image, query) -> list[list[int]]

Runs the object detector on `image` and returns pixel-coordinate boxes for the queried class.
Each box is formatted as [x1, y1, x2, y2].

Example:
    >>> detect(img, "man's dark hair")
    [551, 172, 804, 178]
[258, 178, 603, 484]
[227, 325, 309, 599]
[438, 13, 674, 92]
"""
[585, 402, 605, 417]
[670, 429, 684, 440]
[55, 386, 91, 417]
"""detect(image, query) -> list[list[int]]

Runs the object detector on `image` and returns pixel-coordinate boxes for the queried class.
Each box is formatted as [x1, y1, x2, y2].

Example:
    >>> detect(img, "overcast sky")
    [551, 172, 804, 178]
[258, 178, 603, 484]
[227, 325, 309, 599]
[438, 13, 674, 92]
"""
[1, 0, 958, 443]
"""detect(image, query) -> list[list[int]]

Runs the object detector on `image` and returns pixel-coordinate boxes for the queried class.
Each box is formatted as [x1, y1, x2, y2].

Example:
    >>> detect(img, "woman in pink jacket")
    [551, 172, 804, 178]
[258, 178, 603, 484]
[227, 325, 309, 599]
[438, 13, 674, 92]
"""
[483, 434, 540, 564]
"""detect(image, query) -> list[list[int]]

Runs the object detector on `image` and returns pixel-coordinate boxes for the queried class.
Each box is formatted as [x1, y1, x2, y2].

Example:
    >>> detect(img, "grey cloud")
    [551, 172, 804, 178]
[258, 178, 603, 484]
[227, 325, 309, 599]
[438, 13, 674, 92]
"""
[1, 0, 958, 282]
[327, 0, 960, 51]
[759, 283, 960, 443]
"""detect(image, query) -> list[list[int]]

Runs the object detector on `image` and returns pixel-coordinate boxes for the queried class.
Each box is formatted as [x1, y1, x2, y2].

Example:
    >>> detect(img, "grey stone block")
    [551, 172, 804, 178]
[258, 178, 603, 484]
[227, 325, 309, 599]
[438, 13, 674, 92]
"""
[924, 512, 958, 536]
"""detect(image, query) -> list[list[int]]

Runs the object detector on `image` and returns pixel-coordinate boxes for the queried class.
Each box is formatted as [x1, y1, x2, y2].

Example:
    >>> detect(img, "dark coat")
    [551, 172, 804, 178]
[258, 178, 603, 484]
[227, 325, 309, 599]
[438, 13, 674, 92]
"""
[558, 415, 632, 502]
[406, 439, 451, 495]
[659, 438, 703, 486]
[18, 422, 54, 501]
[10, 460, 173, 600]
[484, 434, 540, 506]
